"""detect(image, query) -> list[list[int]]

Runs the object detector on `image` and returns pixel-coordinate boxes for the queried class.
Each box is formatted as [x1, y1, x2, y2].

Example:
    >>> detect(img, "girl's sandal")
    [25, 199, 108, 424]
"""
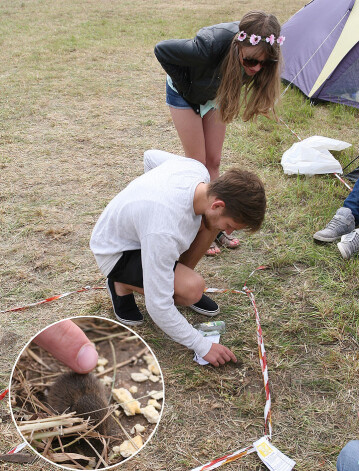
[216, 231, 240, 249]
[205, 241, 221, 256]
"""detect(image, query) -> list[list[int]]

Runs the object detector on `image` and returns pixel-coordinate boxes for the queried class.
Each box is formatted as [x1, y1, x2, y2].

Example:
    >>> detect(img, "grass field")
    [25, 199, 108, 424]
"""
[1, 0, 358, 470]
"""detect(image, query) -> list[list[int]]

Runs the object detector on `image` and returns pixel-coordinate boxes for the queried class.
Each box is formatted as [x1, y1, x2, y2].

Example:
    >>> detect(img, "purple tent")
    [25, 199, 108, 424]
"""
[281, 0, 359, 108]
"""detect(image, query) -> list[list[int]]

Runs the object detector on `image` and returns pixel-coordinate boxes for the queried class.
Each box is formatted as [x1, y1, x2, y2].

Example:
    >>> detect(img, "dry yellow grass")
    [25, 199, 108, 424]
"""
[1, 0, 359, 470]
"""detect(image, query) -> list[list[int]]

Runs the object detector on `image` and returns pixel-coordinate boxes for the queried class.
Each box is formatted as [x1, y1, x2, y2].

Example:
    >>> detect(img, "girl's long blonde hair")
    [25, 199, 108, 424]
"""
[216, 11, 282, 123]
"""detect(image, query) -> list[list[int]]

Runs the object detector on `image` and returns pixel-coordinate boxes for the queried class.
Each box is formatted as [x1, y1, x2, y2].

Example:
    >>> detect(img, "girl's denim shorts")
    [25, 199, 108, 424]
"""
[166, 81, 192, 109]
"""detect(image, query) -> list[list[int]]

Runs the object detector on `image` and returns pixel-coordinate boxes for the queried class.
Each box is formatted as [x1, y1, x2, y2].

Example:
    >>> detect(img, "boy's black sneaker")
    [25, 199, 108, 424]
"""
[106, 279, 144, 326]
[189, 294, 220, 316]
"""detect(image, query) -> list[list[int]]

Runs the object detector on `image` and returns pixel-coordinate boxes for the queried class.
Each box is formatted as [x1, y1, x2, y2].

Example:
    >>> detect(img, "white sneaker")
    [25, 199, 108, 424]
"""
[337, 229, 359, 260]
[313, 207, 355, 242]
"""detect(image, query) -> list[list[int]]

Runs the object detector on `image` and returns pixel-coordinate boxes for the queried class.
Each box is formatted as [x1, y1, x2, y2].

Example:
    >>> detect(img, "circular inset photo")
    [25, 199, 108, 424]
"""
[9, 316, 164, 470]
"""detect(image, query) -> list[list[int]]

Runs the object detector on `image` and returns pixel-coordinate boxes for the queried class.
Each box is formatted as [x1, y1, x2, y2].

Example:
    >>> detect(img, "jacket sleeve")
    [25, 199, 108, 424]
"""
[154, 36, 214, 68]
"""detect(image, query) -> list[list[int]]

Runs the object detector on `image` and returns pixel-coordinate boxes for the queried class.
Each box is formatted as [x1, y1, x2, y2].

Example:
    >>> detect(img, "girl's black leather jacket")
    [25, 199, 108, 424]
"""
[154, 22, 239, 113]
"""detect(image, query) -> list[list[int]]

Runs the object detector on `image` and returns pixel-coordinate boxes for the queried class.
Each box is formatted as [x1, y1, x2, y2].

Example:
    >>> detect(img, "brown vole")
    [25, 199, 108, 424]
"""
[48, 372, 111, 459]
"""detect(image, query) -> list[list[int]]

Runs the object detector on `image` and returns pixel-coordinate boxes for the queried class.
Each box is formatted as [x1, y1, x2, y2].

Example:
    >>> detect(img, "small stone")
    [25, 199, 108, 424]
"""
[149, 390, 163, 401]
[118, 435, 143, 458]
[149, 374, 159, 383]
[134, 423, 146, 433]
[140, 368, 151, 377]
[148, 363, 160, 376]
[141, 405, 160, 424]
[147, 399, 161, 410]
[112, 388, 141, 416]
[131, 372, 148, 382]
[143, 354, 154, 365]
[130, 423, 146, 434]
[100, 375, 113, 386]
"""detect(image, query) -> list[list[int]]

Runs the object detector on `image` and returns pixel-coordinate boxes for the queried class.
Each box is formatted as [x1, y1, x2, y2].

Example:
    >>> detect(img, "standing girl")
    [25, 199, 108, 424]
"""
[154, 10, 284, 255]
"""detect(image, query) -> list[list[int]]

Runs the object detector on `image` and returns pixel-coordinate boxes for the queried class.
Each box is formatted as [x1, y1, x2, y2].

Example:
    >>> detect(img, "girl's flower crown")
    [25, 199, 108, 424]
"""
[237, 31, 285, 46]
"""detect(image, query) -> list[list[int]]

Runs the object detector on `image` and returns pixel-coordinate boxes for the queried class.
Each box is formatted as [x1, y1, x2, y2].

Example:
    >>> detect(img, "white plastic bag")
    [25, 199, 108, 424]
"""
[281, 136, 351, 175]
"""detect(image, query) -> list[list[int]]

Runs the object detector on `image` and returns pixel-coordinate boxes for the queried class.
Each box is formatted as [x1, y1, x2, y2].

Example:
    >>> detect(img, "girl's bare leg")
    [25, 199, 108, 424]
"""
[203, 109, 226, 180]
[169, 107, 225, 254]
[169, 107, 206, 163]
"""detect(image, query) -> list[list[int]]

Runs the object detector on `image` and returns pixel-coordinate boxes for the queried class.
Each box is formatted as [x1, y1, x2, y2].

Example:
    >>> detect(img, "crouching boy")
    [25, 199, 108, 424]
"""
[90, 150, 266, 367]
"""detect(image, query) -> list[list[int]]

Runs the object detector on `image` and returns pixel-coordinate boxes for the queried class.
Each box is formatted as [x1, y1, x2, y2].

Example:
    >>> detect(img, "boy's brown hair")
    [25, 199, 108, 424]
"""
[207, 168, 266, 232]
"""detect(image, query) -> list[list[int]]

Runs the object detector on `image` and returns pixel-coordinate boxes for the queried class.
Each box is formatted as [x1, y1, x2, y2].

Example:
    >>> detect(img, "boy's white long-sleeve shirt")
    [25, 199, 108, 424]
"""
[90, 150, 213, 358]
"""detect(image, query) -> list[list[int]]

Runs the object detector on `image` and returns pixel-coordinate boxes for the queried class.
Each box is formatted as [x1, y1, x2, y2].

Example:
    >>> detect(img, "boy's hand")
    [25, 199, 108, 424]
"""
[203, 343, 237, 367]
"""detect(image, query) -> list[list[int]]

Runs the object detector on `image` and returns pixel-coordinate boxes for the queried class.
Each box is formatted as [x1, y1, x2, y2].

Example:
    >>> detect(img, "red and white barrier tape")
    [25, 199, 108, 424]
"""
[1, 286, 105, 313]
[190, 445, 255, 471]
[193, 266, 272, 470]
[243, 284, 272, 438]
[7, 443, 27, 454]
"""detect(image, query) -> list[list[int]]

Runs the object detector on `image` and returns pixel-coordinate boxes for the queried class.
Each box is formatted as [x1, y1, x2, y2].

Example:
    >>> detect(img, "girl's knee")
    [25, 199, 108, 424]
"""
[206, 156, 221, 179]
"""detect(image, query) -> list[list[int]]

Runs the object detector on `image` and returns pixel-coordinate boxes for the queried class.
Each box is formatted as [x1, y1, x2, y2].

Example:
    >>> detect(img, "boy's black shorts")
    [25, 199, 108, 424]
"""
[108, 250, 178, 289]
[108, 250, 144, 288]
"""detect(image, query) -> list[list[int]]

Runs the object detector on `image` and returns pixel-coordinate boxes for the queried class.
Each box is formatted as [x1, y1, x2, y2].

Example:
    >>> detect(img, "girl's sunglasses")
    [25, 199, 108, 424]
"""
[242, 57, 278, 68]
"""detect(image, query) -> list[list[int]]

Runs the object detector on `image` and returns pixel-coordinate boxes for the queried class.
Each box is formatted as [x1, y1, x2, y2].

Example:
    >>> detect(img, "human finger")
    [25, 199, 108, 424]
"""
[220, 350, 232, 363]
[224, 346, 237, 363]
[33, 320, 98, 373]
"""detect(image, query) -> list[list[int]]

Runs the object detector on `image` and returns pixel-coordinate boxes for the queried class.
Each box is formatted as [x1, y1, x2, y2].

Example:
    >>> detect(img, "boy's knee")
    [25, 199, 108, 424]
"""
[191, 274, 205, 304]
[173, 265, 205, 305]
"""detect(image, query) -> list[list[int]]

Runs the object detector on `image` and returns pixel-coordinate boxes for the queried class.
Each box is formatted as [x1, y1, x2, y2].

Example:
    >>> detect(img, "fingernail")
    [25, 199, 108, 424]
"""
[76, 343, 98, 372]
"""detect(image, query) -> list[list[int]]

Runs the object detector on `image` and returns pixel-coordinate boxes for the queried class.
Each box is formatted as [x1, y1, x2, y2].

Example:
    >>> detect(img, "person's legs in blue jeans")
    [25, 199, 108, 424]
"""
[343, 179, 359, 226]
[337, 440, 359, 471]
